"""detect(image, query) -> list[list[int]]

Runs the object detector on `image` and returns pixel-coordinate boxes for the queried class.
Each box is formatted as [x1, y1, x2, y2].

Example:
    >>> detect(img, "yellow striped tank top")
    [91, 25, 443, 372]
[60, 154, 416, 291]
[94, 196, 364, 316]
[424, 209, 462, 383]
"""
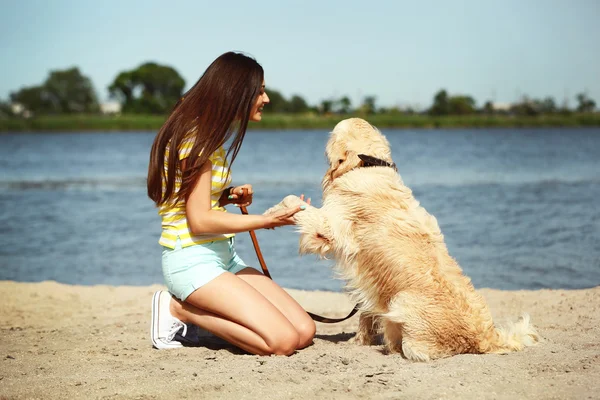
[158, 135, 233, 249]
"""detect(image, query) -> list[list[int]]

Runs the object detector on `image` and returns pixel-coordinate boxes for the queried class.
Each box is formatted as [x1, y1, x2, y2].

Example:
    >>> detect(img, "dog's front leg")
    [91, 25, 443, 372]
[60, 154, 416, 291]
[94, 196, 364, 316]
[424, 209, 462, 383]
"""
[351, 313, 380, 346]
[265, 195, 334, 257]
[294, 204, 334, 257]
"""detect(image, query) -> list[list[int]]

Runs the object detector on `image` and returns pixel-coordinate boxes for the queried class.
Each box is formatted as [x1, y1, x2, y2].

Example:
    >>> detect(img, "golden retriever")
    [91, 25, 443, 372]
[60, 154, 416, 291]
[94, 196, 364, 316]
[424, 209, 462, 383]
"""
[265, 117, 540, 361]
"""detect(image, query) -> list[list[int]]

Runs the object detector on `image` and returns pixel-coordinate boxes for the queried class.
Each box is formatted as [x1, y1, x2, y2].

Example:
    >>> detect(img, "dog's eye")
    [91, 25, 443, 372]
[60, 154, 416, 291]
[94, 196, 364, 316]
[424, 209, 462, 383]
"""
[338, 159, 344, 164]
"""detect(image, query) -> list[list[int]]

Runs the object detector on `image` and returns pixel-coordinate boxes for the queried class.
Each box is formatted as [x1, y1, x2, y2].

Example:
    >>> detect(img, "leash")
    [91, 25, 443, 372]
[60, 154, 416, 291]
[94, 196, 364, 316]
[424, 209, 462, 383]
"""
[237, 190, 359, 323]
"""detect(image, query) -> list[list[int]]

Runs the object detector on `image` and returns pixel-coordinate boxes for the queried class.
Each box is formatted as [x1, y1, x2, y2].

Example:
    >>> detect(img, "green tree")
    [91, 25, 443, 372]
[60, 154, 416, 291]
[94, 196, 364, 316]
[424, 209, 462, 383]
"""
[448, 95, 476, 115]
[509, 96, 557, 116]
[320, 99, 333, 114]
[482, 100, 494, 114]
[109, 62, 185, 114]
[44, 67, 98, 113]
[10, 86, 50, 114]
[539, 97, 557, 114]
[0, 99, 11, 118]
[576, 93, 596, 113]
[510, 97, 539, 116]
[430, 90, 476, 115]
[108, 71, 136, 106]
[429, 89, 450, 115]
[359, 96, 377, 115]
[264, 89, 289, 113]
[336, 96, 352, 114]
[10, 67, 98, 114]
[288, 94, 309, 113]
[263, 89, 309, 113]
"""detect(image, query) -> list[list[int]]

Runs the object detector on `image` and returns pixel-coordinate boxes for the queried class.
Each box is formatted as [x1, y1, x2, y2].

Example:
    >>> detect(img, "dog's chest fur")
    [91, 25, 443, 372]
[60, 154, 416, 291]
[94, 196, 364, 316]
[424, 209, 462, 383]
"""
[323, 168, 431, 312]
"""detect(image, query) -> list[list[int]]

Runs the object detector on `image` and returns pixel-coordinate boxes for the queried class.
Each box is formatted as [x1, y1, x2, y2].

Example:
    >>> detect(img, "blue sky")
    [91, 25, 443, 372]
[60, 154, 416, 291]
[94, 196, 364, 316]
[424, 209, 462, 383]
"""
[1, 0, 598, 110]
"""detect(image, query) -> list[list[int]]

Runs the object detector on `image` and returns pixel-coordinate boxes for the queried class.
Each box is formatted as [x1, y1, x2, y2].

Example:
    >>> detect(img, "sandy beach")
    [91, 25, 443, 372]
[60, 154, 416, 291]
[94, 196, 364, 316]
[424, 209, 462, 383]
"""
[1, 281, 598, 400]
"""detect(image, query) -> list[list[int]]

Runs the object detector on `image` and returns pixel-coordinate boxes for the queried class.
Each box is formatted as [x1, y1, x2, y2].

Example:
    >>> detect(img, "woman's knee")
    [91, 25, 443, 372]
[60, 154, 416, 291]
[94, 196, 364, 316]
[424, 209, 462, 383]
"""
[265, 318, 315, 355]
[296, 319, 316, 349]
[268, 329, 300, 356]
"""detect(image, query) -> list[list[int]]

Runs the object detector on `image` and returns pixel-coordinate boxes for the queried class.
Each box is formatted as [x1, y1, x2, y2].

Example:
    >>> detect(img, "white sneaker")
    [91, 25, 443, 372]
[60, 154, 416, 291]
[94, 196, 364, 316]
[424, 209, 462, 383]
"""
[151, 291, 191, 349]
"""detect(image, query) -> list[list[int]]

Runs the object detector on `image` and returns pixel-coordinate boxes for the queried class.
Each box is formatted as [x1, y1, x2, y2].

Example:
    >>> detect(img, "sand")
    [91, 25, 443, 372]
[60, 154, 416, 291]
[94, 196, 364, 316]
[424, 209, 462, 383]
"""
[1, 280, 598, 400]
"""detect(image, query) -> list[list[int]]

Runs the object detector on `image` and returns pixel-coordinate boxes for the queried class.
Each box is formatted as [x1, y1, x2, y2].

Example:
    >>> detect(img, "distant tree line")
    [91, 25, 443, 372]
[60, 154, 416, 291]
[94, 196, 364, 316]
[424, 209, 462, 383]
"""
[7, 67, 98, 114]
[1, 63, 597, 118]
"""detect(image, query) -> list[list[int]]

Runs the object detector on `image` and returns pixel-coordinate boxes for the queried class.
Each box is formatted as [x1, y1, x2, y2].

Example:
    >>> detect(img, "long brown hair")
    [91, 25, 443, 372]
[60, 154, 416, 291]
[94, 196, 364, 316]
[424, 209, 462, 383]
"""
[147, 52, 264, 206]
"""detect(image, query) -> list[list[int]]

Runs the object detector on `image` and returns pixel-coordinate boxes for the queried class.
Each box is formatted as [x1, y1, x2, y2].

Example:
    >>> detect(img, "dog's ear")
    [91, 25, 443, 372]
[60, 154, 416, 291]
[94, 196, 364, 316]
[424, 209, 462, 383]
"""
[330, 150, 362, 180]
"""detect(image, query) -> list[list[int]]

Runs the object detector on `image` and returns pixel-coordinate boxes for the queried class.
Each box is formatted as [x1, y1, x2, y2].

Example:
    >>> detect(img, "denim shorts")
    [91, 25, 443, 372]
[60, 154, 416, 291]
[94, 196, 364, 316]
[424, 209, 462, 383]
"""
[162, 237, 249, 301]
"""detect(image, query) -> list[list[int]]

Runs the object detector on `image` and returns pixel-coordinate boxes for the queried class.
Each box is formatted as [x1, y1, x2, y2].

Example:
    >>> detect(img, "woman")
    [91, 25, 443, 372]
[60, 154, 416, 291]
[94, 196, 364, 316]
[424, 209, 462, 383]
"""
[147, 51, 315, 355]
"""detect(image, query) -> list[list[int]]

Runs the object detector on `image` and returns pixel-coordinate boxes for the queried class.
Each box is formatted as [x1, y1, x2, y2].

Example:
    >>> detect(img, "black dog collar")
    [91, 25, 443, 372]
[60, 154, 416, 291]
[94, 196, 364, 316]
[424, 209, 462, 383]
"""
[357, 154, 397, 171]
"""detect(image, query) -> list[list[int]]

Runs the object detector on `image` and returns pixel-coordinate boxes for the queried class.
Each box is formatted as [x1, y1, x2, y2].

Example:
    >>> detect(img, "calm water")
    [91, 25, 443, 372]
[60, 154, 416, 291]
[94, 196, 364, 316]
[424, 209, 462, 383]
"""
[1, 128, 599, 291]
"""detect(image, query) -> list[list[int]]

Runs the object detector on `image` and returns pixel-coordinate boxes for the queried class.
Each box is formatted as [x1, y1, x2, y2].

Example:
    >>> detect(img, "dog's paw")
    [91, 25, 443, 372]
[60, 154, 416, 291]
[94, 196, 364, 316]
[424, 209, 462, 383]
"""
[263, 195, 308, 216]
[350, 332, 379, 346]
[281, 195, 307, 209]
[263, 203, 285, 216]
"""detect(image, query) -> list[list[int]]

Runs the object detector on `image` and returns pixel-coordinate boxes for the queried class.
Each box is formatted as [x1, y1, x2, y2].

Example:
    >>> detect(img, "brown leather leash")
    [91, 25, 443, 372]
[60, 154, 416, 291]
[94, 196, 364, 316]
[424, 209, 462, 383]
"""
[237, 192, 359, 323]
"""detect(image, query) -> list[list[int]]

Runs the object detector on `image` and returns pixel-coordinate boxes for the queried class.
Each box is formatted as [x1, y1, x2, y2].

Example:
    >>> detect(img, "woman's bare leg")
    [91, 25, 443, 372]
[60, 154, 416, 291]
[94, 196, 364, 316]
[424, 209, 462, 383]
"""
[235, 268, 316, 349]
[169, 271, 300, 355]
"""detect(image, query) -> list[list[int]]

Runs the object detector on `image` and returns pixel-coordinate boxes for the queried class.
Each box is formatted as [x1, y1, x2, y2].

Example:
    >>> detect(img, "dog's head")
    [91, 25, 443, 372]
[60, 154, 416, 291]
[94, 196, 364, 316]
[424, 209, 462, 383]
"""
[322, 118, 393, 191]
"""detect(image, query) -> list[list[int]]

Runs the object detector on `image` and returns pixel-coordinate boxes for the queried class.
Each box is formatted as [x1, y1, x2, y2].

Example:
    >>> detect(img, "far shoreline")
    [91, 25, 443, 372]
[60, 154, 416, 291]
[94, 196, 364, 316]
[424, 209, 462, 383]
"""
[1, 113, 600, 132]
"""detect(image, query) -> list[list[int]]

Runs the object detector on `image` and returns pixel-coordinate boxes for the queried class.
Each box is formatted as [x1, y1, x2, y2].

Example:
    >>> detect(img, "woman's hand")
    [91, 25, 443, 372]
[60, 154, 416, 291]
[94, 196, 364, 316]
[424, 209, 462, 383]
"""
[263, 204, 306, 229]
[299, 194, 311, 206]
[261, 193, 312, 229]
[222, 184, 253, 207]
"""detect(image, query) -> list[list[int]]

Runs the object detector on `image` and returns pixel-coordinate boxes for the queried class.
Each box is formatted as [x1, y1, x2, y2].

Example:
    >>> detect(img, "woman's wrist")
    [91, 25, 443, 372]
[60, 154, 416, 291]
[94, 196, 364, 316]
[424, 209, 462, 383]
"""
[260, 214, 274, 230]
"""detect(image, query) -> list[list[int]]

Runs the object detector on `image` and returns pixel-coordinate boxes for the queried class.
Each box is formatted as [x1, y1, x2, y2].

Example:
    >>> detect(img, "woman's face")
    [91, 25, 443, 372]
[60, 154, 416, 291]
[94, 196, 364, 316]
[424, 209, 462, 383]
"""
[249, 80, 269, 122]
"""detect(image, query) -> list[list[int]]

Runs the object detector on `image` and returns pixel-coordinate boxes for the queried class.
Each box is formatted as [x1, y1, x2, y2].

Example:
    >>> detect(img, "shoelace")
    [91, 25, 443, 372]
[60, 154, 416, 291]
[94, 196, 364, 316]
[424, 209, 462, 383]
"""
[166, 319, 186, 342]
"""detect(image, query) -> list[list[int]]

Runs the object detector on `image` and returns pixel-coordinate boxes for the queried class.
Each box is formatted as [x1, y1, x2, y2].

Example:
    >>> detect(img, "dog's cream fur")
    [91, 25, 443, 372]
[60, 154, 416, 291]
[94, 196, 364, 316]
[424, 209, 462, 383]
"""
[265, 118, 540, 361]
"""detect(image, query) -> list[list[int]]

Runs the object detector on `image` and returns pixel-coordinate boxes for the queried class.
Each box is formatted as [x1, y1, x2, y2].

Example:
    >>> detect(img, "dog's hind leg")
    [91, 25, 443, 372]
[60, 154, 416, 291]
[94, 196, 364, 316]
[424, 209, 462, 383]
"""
[382, 294, 444, 361]
[381, 318, 434, 361]
[380, 318, 406, 354]
[351, 313, 380, 346]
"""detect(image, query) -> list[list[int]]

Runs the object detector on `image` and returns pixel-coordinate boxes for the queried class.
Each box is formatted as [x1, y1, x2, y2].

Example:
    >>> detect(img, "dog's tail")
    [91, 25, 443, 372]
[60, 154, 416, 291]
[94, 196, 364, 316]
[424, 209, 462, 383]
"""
[486, 313, 540, 354]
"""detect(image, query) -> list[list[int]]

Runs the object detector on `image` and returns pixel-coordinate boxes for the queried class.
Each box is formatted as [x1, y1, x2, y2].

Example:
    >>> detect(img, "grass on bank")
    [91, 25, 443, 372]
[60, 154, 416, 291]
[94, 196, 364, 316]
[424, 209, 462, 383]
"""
[1, 112, 600, 132]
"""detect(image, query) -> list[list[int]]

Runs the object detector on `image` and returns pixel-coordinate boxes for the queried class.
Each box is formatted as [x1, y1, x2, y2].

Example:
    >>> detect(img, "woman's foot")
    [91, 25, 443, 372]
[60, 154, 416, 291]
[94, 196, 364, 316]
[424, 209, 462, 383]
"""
[150, 290, 200, 349]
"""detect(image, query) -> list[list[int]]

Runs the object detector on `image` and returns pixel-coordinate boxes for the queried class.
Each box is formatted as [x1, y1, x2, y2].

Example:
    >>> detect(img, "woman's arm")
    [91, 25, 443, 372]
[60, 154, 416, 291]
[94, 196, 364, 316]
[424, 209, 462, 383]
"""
[185, 160, 302, 235]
